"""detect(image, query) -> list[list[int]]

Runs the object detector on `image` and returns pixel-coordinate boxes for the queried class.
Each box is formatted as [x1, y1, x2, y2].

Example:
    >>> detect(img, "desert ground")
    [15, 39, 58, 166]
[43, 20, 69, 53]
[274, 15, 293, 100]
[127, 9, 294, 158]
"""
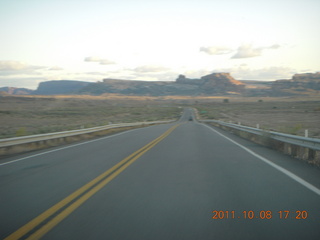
[0, 95, 180, 138]
[195, 96, 320, 138]
[0, 94, 319, 138]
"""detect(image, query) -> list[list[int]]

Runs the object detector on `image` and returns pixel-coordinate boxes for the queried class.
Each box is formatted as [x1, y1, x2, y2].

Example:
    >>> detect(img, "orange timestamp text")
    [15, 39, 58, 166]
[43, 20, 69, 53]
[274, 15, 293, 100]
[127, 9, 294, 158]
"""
[212, 210, 308, 220]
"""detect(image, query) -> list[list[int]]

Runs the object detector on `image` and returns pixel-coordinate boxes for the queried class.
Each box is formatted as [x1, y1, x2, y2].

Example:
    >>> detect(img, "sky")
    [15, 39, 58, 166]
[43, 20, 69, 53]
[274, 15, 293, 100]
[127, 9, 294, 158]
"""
[0, 0, 319, 89]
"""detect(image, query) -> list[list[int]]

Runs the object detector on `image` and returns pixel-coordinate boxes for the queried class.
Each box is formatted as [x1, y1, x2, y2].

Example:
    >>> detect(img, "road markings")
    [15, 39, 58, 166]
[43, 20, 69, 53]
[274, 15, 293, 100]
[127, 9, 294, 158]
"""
[0, 126, 148, 167]
[4, 124, 180, 240]
[203, 123, 320, 197]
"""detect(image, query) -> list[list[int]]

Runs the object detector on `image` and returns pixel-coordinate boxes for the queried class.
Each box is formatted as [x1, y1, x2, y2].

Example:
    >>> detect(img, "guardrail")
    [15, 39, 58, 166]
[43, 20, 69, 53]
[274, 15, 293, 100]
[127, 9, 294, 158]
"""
[0, 120, 174, 150]
[202, 120, 320, 151]
[195, 106, 320, 165]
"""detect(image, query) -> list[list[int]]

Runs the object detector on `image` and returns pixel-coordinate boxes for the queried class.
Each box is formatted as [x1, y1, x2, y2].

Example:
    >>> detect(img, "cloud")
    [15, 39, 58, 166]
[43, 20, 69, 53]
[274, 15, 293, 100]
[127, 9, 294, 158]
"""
[231, 44, 261, 58]
[0, 61, 44, 71]
[231, 44, 281, 59]
[49, 66, 64, 71]
[269, 44, 281, 49]
[84, 56, 115, 65]
[0, 61, 28, 70]
[200, 46, 233, 55]
[99, 59, 116, 65]
[84, 57, 100, 62]
[0, 61, 45, 76]
[199, 44, 280, 58]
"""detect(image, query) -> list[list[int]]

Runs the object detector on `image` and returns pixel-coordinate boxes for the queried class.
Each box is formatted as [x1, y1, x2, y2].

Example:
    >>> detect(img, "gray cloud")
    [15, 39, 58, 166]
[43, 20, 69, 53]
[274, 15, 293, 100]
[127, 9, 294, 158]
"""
[200, 44, 280, 58]
[84, 56, 115, 65]
[200, 46, 233, 55]
[49, 66, 64, 71]
[0, 61, 45, 76]
[99, 59, 116, 65]
[0, 61, 28, 70]
[0, 61, 44, 71]
[231, 44, 281, 59]
[269, 44, 281, 49]
[231, 44, 261, 58]
[84, 56, 100, 62]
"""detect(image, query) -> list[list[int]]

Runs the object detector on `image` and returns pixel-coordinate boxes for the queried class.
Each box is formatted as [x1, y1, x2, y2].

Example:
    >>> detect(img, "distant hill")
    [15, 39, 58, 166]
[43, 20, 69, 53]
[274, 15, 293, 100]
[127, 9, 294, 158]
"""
[239, 80, 274, 97]
[239, 72, 320, 96]
[33, 80, 91, 95]
[0, 87, 33, 95]
[271, 72, 320, 95]
[78, 79, 182, 96]
[78, 72, 245, 96]
[1, 72, 319, 96]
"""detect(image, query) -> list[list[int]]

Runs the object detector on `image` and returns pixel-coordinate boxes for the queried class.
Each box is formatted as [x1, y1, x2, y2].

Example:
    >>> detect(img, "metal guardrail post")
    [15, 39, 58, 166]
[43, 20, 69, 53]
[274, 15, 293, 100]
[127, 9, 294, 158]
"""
[201, 119, 320, 151]
[0, 120, 175, 148]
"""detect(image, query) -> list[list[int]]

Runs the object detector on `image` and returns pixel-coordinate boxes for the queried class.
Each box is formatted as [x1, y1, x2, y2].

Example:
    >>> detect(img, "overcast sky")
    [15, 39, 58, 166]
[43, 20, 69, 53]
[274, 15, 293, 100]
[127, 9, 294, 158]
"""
[0, 0, 319, 89]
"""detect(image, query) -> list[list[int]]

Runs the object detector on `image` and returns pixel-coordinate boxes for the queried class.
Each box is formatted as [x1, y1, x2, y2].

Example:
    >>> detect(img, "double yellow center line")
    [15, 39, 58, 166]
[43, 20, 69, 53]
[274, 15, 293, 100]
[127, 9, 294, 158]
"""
[5, 124, 180, 240]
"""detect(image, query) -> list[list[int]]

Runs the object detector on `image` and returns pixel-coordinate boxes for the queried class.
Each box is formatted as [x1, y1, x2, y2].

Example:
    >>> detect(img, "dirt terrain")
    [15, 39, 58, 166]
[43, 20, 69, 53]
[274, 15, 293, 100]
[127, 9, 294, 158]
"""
[195, 97, 320, 138]
[0, 94, 319, 139]
[0, 95, 180, 138]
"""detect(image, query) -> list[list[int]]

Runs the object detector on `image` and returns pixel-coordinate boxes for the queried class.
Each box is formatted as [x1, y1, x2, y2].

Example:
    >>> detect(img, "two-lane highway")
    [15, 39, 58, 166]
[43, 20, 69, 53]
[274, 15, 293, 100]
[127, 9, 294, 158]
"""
[1, 109, 320, 239]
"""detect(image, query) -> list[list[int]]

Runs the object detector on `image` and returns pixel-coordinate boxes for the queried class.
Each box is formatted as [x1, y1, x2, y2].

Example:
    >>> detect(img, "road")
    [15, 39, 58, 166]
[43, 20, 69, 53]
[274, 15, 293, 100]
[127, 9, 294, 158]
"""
[1, 109, 320, 239]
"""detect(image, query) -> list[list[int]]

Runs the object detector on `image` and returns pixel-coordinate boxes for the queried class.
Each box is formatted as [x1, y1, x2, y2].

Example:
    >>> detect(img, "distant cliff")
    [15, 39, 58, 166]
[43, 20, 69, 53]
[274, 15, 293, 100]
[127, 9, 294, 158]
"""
[271, 72, 320, 95]
[33, 80, 91, 95]
[2, 72, 318, 96]
[292, 72, 320, 81]
[176, 72, 244, 94]
[78, 78, 198, 96]
[77, 72, 245, 96]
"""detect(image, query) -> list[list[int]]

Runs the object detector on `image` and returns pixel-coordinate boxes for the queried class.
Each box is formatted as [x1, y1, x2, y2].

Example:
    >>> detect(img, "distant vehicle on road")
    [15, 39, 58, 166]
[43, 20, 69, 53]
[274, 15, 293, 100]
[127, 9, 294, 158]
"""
[189, 117, 193, 121]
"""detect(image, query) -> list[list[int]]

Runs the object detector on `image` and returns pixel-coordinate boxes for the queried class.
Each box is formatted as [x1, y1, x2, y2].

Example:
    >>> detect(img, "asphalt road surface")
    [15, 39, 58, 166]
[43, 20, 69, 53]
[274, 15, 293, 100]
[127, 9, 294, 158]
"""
[1, 109, 320, 240]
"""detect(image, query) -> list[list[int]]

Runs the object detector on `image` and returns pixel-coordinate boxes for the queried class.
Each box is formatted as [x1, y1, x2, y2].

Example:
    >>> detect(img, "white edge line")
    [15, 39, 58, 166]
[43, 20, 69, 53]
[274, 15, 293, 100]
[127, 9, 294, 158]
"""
[0, 127, 148, 167]
[202, 123, 320, 197]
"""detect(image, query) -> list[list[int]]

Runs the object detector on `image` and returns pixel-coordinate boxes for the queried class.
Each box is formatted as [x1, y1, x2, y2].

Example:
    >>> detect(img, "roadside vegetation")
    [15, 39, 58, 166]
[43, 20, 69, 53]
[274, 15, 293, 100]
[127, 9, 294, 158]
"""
[0, 95, 181, 138]
[194, 97, 320, 138]
[1, 94, 319, 139]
